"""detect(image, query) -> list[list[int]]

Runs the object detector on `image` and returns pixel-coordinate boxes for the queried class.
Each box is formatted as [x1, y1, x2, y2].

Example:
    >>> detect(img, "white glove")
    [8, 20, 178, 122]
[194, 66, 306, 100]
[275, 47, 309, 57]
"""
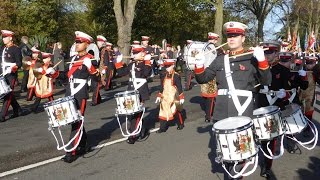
[195, 53, 205, 68]
[83, 58, 92, 69]
[36, 67, 43, 73]
[253, 46, 266, 62]
[179, 99, 184, 105]
[144, 54, 151, 61]
[155, 97, 161, 103]
[298, 69, 307, 77]
[116, 54, 123, 63]
[276, 89, 286, 99]
[26, 61, 32, 65]
[5, 67, 12, 74]
[101, 69, 106, 75]
[45, 67, 55, 75]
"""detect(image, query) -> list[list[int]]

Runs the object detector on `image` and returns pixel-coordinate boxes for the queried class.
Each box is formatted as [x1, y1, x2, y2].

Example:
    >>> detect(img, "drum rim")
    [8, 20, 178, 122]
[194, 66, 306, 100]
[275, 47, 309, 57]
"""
[43, 96, 75, 107]
[253, 106, 280, 117]
[184, 42, 215, 70]
[115, 106, 144, 115]
[280, 105, 302, 118]
[213, 120, 253, 134]
[114, 90, 139, 98]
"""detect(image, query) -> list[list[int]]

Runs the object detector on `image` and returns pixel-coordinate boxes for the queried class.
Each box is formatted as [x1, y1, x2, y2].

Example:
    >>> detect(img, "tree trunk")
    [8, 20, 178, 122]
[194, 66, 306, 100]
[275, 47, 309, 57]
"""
[113, 0, 138, 63]
[214, 0, 223, 45]
[257, 19, 264, 42]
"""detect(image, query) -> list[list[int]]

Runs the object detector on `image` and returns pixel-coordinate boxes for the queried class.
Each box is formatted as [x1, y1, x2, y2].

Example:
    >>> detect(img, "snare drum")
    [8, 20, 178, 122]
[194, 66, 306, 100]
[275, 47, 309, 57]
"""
[183, 41, 217, 71]
[281, 103, 307, 134]
[253, 106, 285, 140]
[0, 76, 12, 99]
[213, 116, 258, 162]
[114, 90, 142, 115]
[44, 96, 82, 128]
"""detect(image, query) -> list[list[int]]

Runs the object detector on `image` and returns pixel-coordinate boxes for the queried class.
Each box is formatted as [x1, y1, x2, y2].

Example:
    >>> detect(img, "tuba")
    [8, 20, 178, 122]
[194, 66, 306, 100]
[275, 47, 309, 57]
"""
[86, 43, 100, 61]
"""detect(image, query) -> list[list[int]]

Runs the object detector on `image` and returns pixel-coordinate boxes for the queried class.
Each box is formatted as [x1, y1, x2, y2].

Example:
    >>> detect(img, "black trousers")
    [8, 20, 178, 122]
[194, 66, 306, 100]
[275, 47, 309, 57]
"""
[32, 96, 54, 112]
[204, 97, 215, 120]
[183, 64, 193, 90]
[90, 76, 101, 104]
[159, 111, 184, 131]
[260, 138, 277, 170]
[1, 75, 21, 118]
[21, 70, 29, 91]
[66, 98, 87, 156]
[127, 111, 146, 139]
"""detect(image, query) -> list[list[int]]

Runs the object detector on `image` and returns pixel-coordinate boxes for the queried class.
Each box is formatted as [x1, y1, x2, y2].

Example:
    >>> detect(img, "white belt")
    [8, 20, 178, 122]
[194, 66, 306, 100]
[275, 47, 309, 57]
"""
[218, 89, 252, 96]
[69, 78, 87, 84]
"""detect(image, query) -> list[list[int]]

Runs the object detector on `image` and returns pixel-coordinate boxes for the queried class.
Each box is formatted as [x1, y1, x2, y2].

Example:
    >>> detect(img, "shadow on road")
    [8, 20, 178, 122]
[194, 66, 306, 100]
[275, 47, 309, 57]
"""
[297, 156, 320, 180]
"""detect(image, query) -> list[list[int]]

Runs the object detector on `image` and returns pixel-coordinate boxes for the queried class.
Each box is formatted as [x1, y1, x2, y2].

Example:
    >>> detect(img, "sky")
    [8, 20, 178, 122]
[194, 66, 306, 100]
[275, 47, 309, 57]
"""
[263, 6, 285, 41]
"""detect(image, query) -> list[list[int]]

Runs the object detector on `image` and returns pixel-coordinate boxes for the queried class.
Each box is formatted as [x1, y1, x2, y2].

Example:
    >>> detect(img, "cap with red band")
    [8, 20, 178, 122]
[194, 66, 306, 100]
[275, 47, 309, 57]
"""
[223, 21, 248, 35]
[97, 35, 107, 42]
[75, 31, 93, 44]
[1, 30, 14, 37]
[208, 32, 219, 40]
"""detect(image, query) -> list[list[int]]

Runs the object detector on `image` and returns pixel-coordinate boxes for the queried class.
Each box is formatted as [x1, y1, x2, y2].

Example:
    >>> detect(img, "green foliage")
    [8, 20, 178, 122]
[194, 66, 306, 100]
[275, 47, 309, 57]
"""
[29, 35, 49, 51]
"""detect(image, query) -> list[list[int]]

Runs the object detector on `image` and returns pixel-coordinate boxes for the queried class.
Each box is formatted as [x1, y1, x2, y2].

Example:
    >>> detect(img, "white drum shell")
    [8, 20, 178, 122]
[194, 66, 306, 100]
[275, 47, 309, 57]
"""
[253, 106, 285, 140]
[0, 77, 12, 99]
[281, 104, 307, 134]
[183, 42, 216, 71]
[213, 116, 258, 162]
[44, 96, 81, 128]
[114, 90, 142, 115]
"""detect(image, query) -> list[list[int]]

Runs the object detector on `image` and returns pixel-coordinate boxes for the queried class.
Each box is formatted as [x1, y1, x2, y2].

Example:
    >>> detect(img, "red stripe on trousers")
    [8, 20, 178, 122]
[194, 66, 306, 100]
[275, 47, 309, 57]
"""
[209, 97, 215, 117]
[4, 79, 16, 116]
[27, 88, 34, 100]
[95, 82, 100, 104]
[72, 99, 86, 155]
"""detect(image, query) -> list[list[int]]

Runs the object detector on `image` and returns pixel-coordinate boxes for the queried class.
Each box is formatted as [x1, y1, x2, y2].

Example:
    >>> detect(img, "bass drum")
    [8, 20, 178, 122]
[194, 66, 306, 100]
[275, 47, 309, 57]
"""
[183, 41, 217, 71]
[86, 43, 100, 61]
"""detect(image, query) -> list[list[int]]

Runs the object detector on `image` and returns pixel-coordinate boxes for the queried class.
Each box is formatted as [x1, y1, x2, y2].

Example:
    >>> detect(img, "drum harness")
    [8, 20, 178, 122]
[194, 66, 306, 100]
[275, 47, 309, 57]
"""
[68, 56, 87, 96]
[129, 62, 147, 90]
[218, 54, 252, 116]
[1, 47, 17, 76]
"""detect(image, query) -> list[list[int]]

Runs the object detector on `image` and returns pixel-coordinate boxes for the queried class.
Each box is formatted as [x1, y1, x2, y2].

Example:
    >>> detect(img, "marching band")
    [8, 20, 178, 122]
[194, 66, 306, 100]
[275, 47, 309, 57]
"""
[0, 19, 320, 179]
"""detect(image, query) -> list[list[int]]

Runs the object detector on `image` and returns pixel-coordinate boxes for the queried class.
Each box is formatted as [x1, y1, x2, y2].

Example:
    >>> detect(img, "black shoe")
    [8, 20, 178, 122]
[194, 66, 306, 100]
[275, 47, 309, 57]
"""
[9, 113, 19, 119]
[61, 154, 78, 163]
[126, 137, 136, 144]
[260, 166, 270, 178]
[139, 129, 150, 140]
[76, 147, 87, 156]
[0, 116, 6, 123]
[177, 124, 184, 130]
[156, 129, 166, 134]
[205, 119, 211, 123]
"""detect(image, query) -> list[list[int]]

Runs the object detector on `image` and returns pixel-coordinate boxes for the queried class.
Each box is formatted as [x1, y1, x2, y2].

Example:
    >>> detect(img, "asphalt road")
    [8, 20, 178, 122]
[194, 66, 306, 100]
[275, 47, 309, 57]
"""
[1, 76, 320, 180]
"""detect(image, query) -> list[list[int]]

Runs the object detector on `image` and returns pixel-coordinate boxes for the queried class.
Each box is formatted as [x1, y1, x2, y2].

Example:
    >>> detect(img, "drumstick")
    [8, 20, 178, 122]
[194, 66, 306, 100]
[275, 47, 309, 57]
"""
[66, 59, 97, 64]
[203, 42, 228, 56]
[52, 60, 63, 69]
[290, 70, 312, 73]
[230, 48, 269, 59]
[254, 84, 261, 88]
[113, 55, 158, 58]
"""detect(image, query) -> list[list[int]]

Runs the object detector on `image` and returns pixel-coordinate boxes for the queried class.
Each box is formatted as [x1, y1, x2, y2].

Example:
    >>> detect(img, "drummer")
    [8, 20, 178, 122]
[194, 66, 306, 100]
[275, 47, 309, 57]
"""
[194, 21, 271, 179]
[269, 52, 308, 154]
[31, 52, 59, 113]
[155, 58, 185, 133]
[26, 47, 41, 101]
[62, 31, 99, 163]
[256, 41, 281, 178]
[114, 44, 152, 144]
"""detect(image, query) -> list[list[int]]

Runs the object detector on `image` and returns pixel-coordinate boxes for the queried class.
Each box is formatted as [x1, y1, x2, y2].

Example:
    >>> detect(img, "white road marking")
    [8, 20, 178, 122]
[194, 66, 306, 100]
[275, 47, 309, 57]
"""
[0, 127, 160, 178]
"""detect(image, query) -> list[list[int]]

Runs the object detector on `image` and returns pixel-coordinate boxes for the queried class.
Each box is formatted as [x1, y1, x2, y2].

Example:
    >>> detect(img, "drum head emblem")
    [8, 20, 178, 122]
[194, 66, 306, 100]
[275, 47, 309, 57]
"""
[233, 134, 252, 153]
[264, 117, 279, 133]
[53, 106, 68, 121]
[124, 97, 135, 110]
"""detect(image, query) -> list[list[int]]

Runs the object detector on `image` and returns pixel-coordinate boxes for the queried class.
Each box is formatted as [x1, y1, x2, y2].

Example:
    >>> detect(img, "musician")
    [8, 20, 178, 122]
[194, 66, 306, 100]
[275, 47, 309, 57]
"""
[101, 42, 114, 90]
[153, 44, 160, 75]
[256, 41, 281, 178]
[269, 52, 308, 154]
[0, 30, 23, 122]
[89, 35, 106, 106]
[183, 40, 194, 91]
[299, 56, 317, 133]
[114, 44, 152, 144]
[194, 22, 271, 180]
[31, 52, 59, 113]
[166, 44, 174, 59]
[201, 32, 220, 123]
[155, 59, 184, 133]
[19, 36, 32, 93]
[141, 36, 155, 80]
[62, 31, 99, 163]
[26, 47, 41, 101]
